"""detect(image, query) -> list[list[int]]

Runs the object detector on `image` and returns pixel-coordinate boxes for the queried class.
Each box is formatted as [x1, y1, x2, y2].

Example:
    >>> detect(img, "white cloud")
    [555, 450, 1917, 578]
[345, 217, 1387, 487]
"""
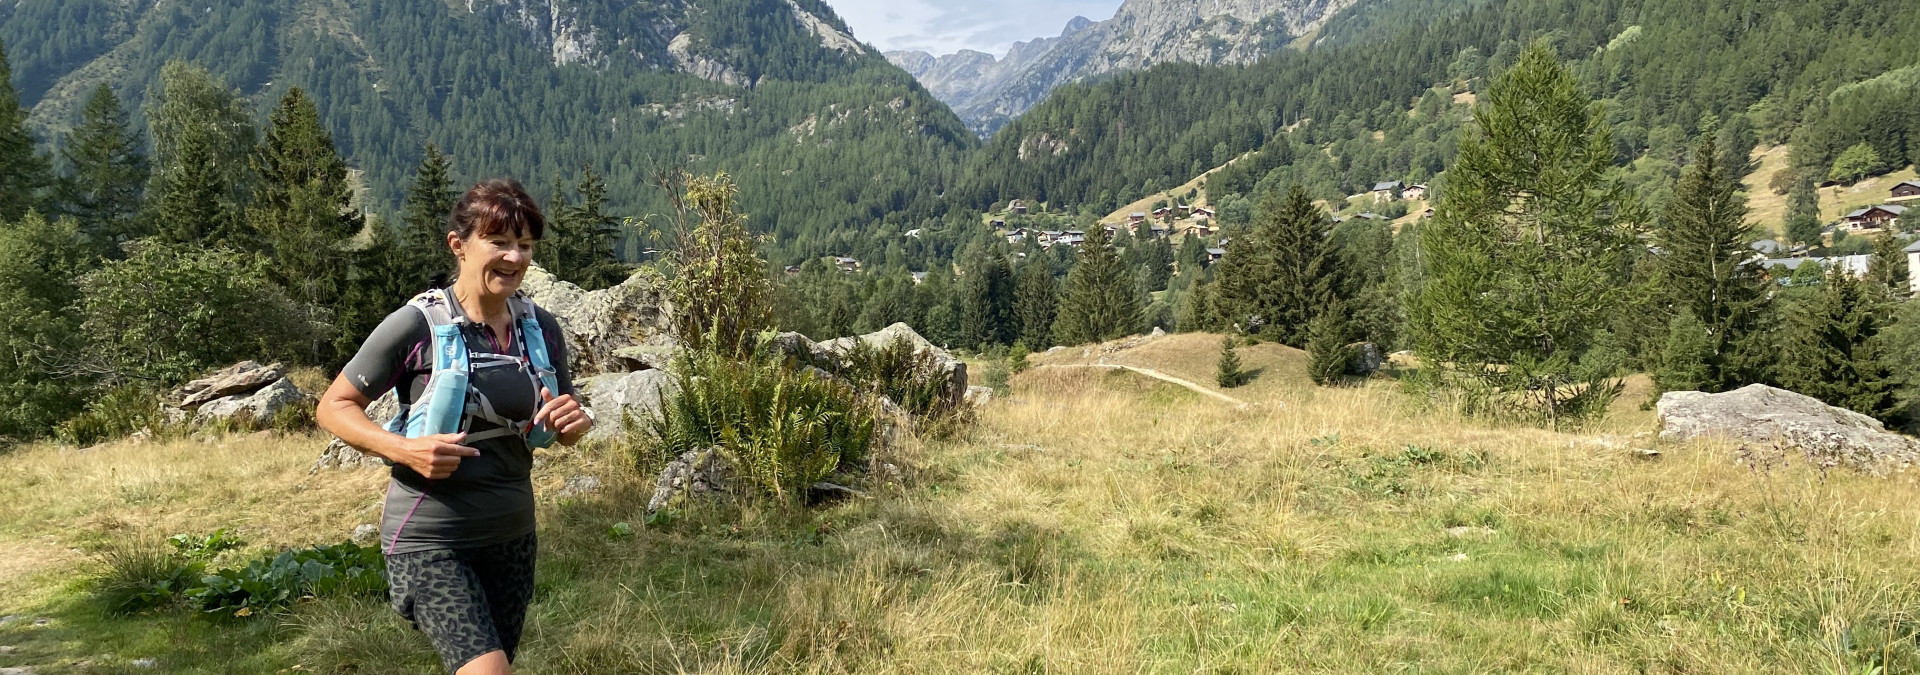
[823, 0, 1123, 56]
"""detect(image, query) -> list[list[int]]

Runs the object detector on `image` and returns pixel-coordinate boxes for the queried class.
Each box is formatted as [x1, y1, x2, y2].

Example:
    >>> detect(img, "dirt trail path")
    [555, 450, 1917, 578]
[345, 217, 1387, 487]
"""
[1035, 364, 1255, 407]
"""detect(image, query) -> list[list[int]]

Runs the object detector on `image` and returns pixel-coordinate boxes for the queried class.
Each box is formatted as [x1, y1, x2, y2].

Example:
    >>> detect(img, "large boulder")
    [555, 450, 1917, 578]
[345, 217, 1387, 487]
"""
[313, 390, 399, 472]
[192, 377, 307, 427]
[1657, 384, 1920, 475]
[580, 369, 678, 442]
[813, 323, 969, 409]
[517, 264, 675, 378]
[172, 361, 286, 408]
[648, 448, 732, 513]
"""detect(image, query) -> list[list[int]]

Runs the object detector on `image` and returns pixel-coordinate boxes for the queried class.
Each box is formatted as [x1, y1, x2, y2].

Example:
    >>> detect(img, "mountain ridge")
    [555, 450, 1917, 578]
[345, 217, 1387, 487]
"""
[886, 0, 1361, 136]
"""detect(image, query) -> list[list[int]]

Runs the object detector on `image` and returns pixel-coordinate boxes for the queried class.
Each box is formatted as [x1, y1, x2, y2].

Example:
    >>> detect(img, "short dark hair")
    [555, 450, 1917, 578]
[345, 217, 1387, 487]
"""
[448, 178, 545, 241]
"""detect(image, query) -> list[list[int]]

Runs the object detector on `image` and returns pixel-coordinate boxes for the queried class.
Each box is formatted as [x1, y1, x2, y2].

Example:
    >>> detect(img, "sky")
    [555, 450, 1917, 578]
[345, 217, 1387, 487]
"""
[823, 0, 1125, 57]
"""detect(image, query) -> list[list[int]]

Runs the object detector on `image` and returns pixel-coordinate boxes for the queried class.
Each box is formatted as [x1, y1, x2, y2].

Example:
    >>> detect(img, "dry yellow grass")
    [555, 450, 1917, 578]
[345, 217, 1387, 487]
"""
[3, 334, 1918, 673]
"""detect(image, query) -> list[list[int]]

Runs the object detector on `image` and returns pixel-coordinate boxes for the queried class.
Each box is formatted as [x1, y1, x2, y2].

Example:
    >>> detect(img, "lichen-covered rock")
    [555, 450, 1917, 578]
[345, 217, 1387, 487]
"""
[815, 323, 969, 408]
[581, 370, 678, 441]
[517, 264, 674, 378]
[1348, 342, 1384, 376]
[648, 449, 731, 513]
[313, 390, 398, 472]
[1658, 384, 1920, 475]
[558, 475, 604, 499]
[173, 361, 286, 408]
[192, 378, 307, 428]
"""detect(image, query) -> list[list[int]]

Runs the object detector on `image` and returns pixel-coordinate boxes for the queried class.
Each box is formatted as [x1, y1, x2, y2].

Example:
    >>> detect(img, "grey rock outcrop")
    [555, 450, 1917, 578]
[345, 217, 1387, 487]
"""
[886, 0, 1358, 135]
[1657, 384, 1920, 475]
[816, 323, 969, 408]
[580, 369, 678, 441]
[172, 361, 287, 408]
[648, 449, 731, 512]
[1348, 342, 1383, 376]
[517, 265, 674, 378]
[558, 475, 604, 499]
[192, 378, 307, 427]
[313, 391, 398, 472]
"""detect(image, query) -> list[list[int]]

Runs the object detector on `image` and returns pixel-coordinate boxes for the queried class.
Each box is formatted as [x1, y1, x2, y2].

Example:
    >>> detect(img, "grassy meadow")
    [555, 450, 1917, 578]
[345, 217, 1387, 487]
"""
[2, 332, 1918, 673]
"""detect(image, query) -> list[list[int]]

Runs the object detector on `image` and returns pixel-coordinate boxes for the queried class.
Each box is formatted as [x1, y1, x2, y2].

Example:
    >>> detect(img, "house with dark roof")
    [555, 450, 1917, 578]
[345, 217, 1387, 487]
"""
[1008, 199, 1028, 215]
[1891, 181, 1920, 201]
[1371, 181, 1404, 195]
[1128, 212, 1147, 224]
[1843, 204, 1907, 230]
[1205, 248, 1227, 263]
[1749, 239, 1785, 256]
[1192, 206, 1216, 219]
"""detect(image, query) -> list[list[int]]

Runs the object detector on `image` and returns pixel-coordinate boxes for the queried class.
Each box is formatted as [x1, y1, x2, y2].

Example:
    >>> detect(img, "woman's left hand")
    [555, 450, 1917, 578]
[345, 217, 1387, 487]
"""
[535, 388, 593, 439]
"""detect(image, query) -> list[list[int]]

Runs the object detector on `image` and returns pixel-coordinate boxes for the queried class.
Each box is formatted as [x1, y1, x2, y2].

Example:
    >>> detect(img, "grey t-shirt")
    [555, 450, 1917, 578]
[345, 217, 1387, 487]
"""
[341, 297, 574, 555]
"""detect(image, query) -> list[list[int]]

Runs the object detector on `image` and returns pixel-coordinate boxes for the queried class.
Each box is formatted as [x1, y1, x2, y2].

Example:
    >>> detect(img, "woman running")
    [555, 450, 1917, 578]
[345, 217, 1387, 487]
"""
[316, 178, 594, 674]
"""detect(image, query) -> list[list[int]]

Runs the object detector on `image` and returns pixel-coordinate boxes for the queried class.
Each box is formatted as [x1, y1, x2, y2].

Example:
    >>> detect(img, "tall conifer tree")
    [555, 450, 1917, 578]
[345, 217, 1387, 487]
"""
[399, 143, 458, 289]
[1409, 42, 1641, 427]
[1212, 185, 1336, 345]
[0, 38, 50, 222]
[249, 87, 363, 359]
[1013, 261, 1057, 349]
[1781, 270, 1899, 421]
[1054, 226, 1141, 345]
[1652, 135, 1769, 392]
[545, 165, 626, 289]
[961, 249, 1016, 348]
[146, 62, 256, 247]
[56, 84, 149, 252]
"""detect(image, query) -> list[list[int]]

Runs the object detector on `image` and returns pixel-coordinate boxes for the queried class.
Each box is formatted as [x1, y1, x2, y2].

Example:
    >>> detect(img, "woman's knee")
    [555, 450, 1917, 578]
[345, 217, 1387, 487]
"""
[455, 649, 511, 675]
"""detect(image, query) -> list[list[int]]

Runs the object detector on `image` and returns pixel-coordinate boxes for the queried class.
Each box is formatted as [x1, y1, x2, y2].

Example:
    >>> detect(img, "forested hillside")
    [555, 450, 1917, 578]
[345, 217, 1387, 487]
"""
[0, 0, 975, 260]
[958, 0, 1920, 214]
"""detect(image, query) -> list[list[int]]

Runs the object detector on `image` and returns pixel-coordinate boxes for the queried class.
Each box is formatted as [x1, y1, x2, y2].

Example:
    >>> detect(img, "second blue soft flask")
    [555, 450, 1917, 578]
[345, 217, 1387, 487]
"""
[418, 323, 469, 436]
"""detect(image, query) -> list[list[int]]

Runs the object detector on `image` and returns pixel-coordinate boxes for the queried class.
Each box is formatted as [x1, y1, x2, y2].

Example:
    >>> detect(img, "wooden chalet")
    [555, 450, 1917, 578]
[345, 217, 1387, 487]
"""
[1128, 212, 1147, 224]
[1205, 248, 1226, 263]
[1192, 206, 1215, 219]
[1402, 184, 1428, 200]
[1843, 204, 1907, 230]
[1892, 181, 1920, 201]
[1008, 199, 1028, 215]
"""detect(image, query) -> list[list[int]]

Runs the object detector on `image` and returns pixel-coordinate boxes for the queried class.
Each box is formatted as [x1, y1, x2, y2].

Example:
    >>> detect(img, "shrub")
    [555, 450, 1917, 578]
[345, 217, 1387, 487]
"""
[838, 335, 965, 422]
[79, 240, 322, 385]
[93, 538, 204, 615]
[648, 342, 876, 503]
[1306, 310, 1355, 386]
[56, 384, 166, 446]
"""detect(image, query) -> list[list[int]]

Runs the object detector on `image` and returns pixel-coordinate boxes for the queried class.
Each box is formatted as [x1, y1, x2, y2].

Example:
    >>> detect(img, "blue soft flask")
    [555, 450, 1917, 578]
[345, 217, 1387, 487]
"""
[519, 317, 561, 448]
[417, 323, 470, 437]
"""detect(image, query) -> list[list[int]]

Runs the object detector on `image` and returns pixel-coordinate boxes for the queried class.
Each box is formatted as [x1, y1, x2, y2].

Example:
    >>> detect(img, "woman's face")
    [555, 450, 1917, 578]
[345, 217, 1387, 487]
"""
[449, 227, 537, 298]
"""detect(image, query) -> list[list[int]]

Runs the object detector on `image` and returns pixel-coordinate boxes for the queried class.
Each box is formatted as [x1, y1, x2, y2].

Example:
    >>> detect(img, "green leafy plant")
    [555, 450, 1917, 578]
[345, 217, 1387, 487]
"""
[648, 340, 877, 504]
[168, 528, 245, 561]
[186, 543, 386, 617]
[56, 384, 165, 446]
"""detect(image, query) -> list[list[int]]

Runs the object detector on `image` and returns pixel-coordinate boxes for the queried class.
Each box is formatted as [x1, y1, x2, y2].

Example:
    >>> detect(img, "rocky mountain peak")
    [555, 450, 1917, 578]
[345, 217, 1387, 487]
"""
[889, 0, 1361, 136]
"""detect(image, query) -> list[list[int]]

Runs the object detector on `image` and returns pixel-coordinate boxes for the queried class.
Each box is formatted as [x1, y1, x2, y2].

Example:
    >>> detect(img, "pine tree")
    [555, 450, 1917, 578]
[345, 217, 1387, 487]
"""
[1053, 226, 1142, 346]
[1868, 233, 1910, 300]
[961, 249, 1016, 348]
[146, 62, 257, 247]
[1654, 311, 1715, 393]
[248, 87, 364, 360]
[1653, 135, 1768, 391]
[546, 165, 626, 289]
[1305, 301, 1353, 385]
[1215, 334, 1245, 388]
[1408, 42, 1640, 427]
[1212, 185, 1336, 346]
[1784, 176, 1823, 247]
[1013, 261, 1057, 349]
[398, 143, 458, 288]
[1781, 270, 1899, 421]
[0, 38, 50, 222]
[55, 84, 149, 253]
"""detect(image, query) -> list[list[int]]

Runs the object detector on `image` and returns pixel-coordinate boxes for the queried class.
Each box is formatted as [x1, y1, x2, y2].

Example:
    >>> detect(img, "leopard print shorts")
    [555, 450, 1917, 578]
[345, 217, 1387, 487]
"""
[386, 533, 538, 673]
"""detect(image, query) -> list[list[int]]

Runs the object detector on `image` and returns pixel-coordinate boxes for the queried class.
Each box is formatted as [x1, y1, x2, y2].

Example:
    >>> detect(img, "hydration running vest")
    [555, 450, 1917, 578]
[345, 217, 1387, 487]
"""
[387, 288, 562, 449]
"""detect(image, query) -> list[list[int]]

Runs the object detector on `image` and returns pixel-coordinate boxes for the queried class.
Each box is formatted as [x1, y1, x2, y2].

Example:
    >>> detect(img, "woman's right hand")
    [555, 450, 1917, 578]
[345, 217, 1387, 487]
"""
[388, 433, 480, 479]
